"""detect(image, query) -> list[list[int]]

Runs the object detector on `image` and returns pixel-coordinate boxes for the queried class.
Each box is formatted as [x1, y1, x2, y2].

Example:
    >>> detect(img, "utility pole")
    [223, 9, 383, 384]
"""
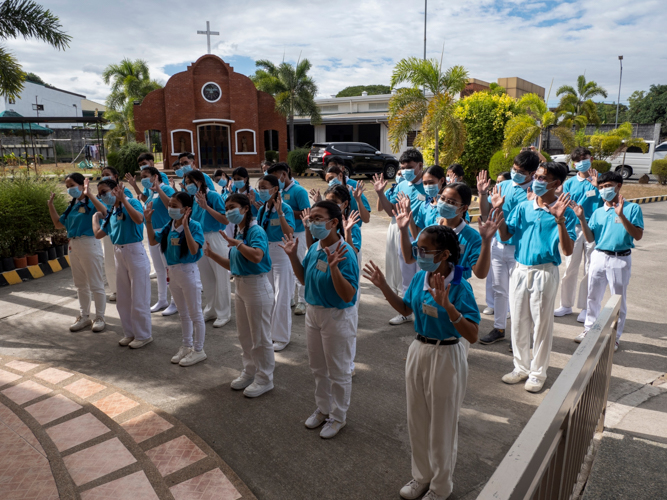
[615, 55, 623, 128]
[424, 0, 427, 61]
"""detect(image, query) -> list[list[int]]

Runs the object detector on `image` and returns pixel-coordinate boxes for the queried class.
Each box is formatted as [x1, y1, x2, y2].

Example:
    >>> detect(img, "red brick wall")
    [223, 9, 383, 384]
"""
[460, 82, 491, 98]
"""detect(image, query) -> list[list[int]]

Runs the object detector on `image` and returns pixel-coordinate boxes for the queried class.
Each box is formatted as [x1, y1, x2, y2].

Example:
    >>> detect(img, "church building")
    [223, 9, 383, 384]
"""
[133, 54, 287, 170]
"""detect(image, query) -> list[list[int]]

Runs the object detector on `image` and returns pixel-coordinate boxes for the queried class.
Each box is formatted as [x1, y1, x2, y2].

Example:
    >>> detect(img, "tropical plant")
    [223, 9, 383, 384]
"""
[0, 0, 70, 99]
[251, 58, 321, 151]
[487, 82, 506, 96]
[556, 75, 608, 127]
[652, 159, 667, 185]
[628, 85, 667, 135]
[556, 102, 589, 130]
[388, 55, 469, 166]
[591, 160, 611, 174]
[586, 122, 648, 162]
[596, 102, 628, 125]
[264, 150, 279, 162]
[102, 58, 162, 150]
[489, 147, 552, 180]
[336, 85, 391, 97]
[106, 141, 148, 177]
[503, 93, 574, 153]
[287, 148, 309, 174]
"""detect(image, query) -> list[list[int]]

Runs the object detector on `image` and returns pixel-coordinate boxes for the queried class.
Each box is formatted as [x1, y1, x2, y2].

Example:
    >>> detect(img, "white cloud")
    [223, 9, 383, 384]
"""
[3, 0, 666, 105]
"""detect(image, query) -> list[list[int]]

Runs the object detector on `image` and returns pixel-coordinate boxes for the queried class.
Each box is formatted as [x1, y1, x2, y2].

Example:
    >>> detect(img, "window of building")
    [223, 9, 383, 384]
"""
[368, 102, 388, 111]
[264, 130, 279, 152]
[171, 129, 193, 156]
[235, 129, 256, 155]
[321, 105, 339, 113]
[407, 131, 419, 147]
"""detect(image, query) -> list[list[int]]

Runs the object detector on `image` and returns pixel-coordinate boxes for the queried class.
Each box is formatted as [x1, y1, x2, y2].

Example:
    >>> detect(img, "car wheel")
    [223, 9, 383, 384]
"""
[383, 163, 397, 180]
[344, 165, 352, 178]
[617, 166, 632, 180]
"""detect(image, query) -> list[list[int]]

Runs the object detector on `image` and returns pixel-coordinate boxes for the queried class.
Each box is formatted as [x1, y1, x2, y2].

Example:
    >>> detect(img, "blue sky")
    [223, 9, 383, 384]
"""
[5, 0, 665, 106]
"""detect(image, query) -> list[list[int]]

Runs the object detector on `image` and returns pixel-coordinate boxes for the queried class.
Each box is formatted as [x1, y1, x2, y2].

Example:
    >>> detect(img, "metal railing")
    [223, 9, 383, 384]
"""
[478, 294, 621, 500]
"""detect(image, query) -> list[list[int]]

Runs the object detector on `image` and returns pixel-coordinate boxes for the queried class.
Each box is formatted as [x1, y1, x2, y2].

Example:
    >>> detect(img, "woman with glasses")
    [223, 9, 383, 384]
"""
[280, 200, 359, 439]
[363, 225, 480, 500]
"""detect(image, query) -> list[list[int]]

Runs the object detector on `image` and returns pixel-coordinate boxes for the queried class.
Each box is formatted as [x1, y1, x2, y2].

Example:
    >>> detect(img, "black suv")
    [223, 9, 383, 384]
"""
[307, 142, 399, 179]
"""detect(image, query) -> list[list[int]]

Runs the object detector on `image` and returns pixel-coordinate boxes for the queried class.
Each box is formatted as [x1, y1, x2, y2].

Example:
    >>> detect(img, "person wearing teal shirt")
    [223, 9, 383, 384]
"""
[204, 193, 275, 399]
[320, 163, 371, 227]
[554, 147, 603, 321]
[382, 173, 405, 297]
[281, 200, 359, 440]
[575, 170, 644, 351]
[230, 166, 260, 219]
[477, 150, 540, 347]
[363, 225, 479, 500]
[496, 162, 575, 393]
[176, 152, 216, 191]
[47, 173, 106, 334]
[92, 179, 153, 350]
[125, 152, 169, 200]
[256, 174, 295, 351]
[146, 192, 209, 367]
[184, 170, 232, 329]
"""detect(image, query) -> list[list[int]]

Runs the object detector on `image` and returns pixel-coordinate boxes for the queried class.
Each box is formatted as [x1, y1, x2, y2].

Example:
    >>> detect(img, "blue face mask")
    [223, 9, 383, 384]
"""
[278, 179, 285, 190]
[139, 164, 150, 170]
[511, 170, 527, 184]
[67, 187, 82, 199]
[218, 178, 228, 187]
[175, 168, 184, 178]
[532, 179, 551, 197]
[328, 178, 342, 187]
[416, 254, 441, 272]
[263, 171, 269, 176]
[258, 189, 272, 202]
[185, 183, 198, 196]
[396, 175, 405, 184]
[401, 169, 416, 183]
[424, 184, 440, 198]
[437, 200, 459, 219]
[233, 180, 246, 191]
[100, 193, 116, 206]
[168, 207, 183, 220]
[575, 159, 592, 172]
[101, 176, 111, 181]
[141, 178, 153, 190]
[599, 186, 617, 202]
[309, 221, 332, 240]
[226, 208, 244, 225]
[181, 165, 192, 174]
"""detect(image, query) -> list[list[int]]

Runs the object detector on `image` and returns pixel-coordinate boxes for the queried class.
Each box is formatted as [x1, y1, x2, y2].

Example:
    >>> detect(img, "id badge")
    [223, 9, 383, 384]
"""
[422, 302, 438, 318]
[614, 216, 621, 223]
[284, 194, 291, 201]
[170, 238, 180, 246]
[417, 194, 426, 202]
[459, 243, 466, 255]
[78, 207, 86, 214]
[586, 190, 596, 198]
[116, 213, 124, 220]
[316, 259, 328, 272]
[270, 218, 281, 226]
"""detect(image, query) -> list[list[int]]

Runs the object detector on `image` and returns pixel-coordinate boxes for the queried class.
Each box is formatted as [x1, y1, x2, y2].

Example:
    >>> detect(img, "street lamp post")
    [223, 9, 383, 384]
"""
[615, 56, 623, 128]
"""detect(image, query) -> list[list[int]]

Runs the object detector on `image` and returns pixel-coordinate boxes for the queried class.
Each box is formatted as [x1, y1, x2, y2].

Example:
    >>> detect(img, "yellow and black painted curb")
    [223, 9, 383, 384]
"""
[0, 256, 70, 287]
[630, 194, 667, 205]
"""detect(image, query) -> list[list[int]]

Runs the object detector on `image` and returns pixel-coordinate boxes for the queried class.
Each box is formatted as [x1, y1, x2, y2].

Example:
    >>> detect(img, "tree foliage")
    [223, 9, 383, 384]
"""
[576, 122, 648, 162]
[336, 84, 390, 97]
[595, 102, 628, 124]
[106, 142, 148, 177]
[489, 147, 552, 180]
[556, 75, 608, 127]
[627, 85, 667, 135]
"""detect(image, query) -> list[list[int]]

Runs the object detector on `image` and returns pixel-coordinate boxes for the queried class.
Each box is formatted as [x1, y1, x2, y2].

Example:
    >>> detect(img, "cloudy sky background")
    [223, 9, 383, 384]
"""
[5, 0, 666, 106]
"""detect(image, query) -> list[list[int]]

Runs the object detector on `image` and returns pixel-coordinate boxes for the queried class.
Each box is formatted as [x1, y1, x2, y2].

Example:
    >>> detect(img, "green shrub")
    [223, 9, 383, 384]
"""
[265, 150, 279, 162]
[287, 148, 309, 174]
[488, 148, 552, 180]
[652, 159, 667, 185]
[107, 142, 148, 177]
[0, 172, 67, 257]
[592, 160, 611, 174]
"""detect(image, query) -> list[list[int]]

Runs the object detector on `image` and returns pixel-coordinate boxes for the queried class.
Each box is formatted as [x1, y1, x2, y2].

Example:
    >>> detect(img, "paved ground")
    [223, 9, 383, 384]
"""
[0, 179, 665, 499]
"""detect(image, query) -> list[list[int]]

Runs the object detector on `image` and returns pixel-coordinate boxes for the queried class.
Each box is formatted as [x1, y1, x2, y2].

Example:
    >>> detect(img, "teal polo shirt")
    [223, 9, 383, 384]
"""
[588, 202, 643, 252]
[257, 203, 295, 242]
[489, 179, 530, 246]
[389, 180, 427, 217]
[282, 181, 310, 232]
[144, 185, 175, 230]
[229, 223, 272, 275]
[154, 220, 205, 265]
[562, 175, 602, 225]
[102, 198, 145, 245]
[303, 237, 359, 309]
[59, 199, 97, 238]
[192, 189, 226, 233]
[414, 221, 481, 280]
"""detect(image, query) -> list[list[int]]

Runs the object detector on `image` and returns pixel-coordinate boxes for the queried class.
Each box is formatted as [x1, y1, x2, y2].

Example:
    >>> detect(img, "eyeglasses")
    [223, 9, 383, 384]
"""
[179, 161, 190, 166]
[438, 196, 461, 206]
[533, 174, 549, 182]
[304, 218, 330, 227]
[412, 246, 442, 259]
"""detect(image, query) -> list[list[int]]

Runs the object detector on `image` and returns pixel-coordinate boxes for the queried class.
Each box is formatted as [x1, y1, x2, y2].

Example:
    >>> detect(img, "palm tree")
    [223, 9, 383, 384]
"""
[0, 0, 71, 99]
[102, 58, 162, 148]
[556, 102, 588, 130]
[251, 58, 321, 151]
[503, 93, 574, 153]
[556, 75, 608, 126]
[388, 56, 468, 165]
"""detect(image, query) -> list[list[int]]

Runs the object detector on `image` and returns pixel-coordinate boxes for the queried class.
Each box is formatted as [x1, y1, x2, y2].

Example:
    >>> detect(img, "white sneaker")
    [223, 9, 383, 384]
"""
[203, 312, 216, 322]
[213, 317, 230, 328]
[129, 337, 153, 349]
[290, 297, 296, 307]
[161, 302, 178, 316]
[179, 349, 207, 366]
[118, 336, 134, 346]
[614, 340, 619, 352]
[108, 293, 116, 302]
[70, 316, 92, 332]
[423, 491, 446, 500]
[502, 370, 529, 384]
[243, 380, 274, 398]
[482, 307, 494, 315]
[171, 346, 192, 364]
[92, 317, 105, 333]
[554, 306, 573, 317]
[305, 408, 328, 429]
[577, 310, 587, 323]
[399, 479, 429, 500]
[150, 301, 168, 313]
[507, 311, 511, 320]
[231, 373, 254, 390]
[389, 313, 414, 325]
[574, 330, 588, 344]
[294, 302, 307, 315]
[150, 272, 157, 279]
[320, 418, 346, 439]
[273, 341, 288, 352]
[525, 376, 544, 393]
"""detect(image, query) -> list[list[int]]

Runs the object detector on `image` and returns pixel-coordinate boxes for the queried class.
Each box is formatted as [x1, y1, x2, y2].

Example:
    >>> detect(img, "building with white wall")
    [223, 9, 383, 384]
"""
[0, 81, 85, 128]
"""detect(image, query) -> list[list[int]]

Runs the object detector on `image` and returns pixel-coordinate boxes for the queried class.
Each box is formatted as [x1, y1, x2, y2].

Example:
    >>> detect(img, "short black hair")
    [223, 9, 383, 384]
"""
[142, 166, 160, 178]
[137, 152, 154, 163]
[178, 152, 195, 160]
[447, 163, 465, 178]
[399, 148, 423, 165]
[499, 171, 512, 181]
[102, 166, 120, 179]
[324, 155, 345, 167]
[541, 162, 568, 184]
[422, 225, 460, 265]
[267, 162, 289, 175]
[598, 171, 624, 185]
[261, 159, 274, 167]
[444, 182, 472, 206]
[184, 170, 208, 193]
[172, 160, 180, 168]
[571, 147, 592, 162]
[514, 151, 540, 173]
[424, 165, 445, 181]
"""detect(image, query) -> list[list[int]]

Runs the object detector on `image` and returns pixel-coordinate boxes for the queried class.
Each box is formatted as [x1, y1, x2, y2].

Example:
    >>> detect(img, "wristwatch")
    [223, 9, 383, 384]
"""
[555, 216, 566, 225]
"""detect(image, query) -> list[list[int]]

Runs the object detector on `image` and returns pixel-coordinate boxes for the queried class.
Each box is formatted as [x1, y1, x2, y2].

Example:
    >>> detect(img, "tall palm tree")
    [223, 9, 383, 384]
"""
[0, 0, 71, 99]
[388, 56, 468, 165]
[503, 93, 574, 153]
[556, 75, 608, 126]
[252, 58, 321, 151]
[102, 58, 162, 148]
[556, 102, 589, 130]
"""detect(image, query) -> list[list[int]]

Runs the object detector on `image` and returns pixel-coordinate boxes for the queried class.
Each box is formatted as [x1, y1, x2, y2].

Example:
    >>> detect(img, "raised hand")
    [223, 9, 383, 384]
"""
[278, 233, 299, 258]
[309, 188, 322, 203]
[572, 203, 585, 220]
[124, 172, 138, 188]
[343, 210, 360, 232]
[152, 177, 161, 191]
[112, 184, 123, 200]
[478, 208, 503, 240]
[589, 168, 599, 187]
[490, 185, 506, 210]
[362, 260, 387, 289]
[195, 191, 207, 208]
[393, 200, 411, 230]
[372, 173, 387, 193]
[144, 202, 154, 223]
[396, 191, 411, 212]
[548, 192, 571, 219]
[353, 180, 365, 199]
[428, 272, 452, 310]
[247, 189, 257, 205]
[274, 194, 283, 214]
[220, 230, 242, 248]
[82, 178, 91, 197]
[182, 207, 192, 227]
[614, 193, 625, 216]
[323, 241, 348, 269]
[301, 207, 311, 225]
[526, 186, 536, 201]
[476, 170, 490, 195]
[48, 192, 56, 206]
[116, 182, 126, 200]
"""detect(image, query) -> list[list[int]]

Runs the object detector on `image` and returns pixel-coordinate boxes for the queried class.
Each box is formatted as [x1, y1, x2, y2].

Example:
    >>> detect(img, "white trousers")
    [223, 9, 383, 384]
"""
[386, 218, 403, 296]
[485, 268, 494, 309]
[235, 274, 275, 384]
[268, 242, 295, 344]
[399, 237, 418, 295]
[305, 304, 357, 422]
[584, 250, 631, 340]
[169, 263, 205, 351]
[114, 242, 152, 341]
[198, 231, 231, 322]
[69, 237, 106, 319]
[559, 225, 595, 310]
[102, 235, 117, 295]
[148, 240, 169, 304]
[510, 263, 559, 382]
[406, 339, 468, 498]
[350, 249, 363, 372]
[293, 231, 307, 304]
[491, 239, 516, 330]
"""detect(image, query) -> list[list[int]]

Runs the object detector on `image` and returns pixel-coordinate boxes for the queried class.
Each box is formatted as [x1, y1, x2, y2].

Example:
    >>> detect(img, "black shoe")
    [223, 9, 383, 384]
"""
[479, 328, 506, 345]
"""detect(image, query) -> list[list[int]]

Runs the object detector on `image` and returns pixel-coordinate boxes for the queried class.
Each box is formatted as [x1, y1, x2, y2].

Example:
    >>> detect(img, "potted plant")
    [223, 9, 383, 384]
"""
[52, 231, 68, 258]
[35, 239, 51, 265]
[0, 239, 13, 272]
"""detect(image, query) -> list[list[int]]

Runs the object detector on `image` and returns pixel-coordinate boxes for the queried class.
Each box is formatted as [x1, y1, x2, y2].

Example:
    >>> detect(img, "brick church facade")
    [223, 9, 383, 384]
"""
[134, 54, 287, 170]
